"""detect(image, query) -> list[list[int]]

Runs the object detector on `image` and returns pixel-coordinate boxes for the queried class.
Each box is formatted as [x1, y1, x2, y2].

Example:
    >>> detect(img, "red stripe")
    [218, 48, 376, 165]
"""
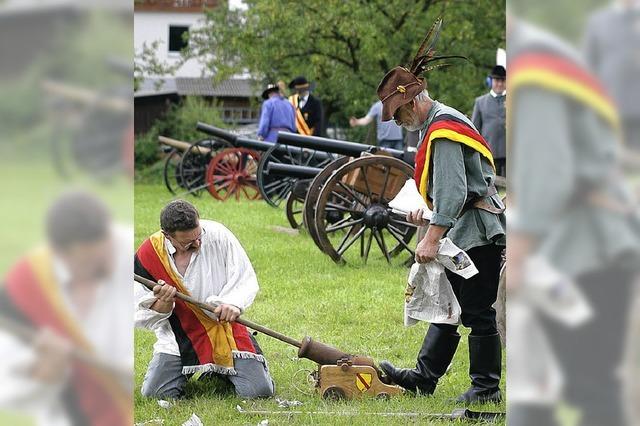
[231, 322, 256, 353]
[136, 239, 214, 365]
[413, 119, 489, 196]
[426, 120, 491, 151]
[510, 53, 614, 104]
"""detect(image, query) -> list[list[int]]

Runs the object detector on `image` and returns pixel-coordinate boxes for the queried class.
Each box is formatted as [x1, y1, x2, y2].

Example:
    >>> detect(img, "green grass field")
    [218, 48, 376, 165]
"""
[134, 184, 506, 425]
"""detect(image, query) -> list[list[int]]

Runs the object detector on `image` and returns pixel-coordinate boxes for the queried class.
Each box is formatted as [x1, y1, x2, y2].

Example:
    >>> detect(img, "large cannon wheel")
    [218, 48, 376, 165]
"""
[314, 156, 417, 265]
[163, 148, 184, 195]
[178, 138, 230, 197]
[285, 179, 311, 229]
[303, 156, 351, 249]
[257, 144, 335, 208]
[205, 147, 261, 201]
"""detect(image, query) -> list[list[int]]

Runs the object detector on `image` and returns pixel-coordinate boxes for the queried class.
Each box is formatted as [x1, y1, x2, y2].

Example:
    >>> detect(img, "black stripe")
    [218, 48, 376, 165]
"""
[135, 254, 200, 367]
[431, 113, 476, 130]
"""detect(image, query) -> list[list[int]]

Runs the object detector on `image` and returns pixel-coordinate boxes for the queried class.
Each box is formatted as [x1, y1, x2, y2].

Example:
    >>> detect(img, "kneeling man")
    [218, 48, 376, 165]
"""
[135, 200, 274, 399]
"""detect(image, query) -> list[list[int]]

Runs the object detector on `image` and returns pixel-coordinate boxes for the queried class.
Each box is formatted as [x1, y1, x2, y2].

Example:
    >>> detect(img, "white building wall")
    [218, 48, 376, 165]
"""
[134, 11, 208, 78]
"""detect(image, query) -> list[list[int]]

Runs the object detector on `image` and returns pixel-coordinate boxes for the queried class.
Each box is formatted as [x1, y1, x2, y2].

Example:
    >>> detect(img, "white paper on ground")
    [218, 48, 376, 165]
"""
[181, 414, 204, 426]
[388, 179, 432, 220]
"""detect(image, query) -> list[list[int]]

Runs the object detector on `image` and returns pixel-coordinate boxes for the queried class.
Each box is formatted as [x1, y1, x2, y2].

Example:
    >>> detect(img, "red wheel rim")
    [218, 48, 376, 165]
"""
[205, 148, 262, 201]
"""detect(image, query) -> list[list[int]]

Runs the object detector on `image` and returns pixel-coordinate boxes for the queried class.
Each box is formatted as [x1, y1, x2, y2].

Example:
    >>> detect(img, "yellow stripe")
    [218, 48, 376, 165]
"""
[511, 69, 620, 128]
[289, 95, 313, 135]
[28, 247, 93, 351]
[418, 129, 495, 199]
[149, 232, 237, 367]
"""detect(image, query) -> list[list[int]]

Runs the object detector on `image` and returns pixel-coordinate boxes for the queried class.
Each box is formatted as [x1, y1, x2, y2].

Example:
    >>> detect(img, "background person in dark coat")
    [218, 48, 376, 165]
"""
[288, 76, 324, 137]
[472, 65, 507, 177]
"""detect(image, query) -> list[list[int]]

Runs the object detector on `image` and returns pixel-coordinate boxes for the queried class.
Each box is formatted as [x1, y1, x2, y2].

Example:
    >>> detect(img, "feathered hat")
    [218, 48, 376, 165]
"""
[377, 18, 467, 121]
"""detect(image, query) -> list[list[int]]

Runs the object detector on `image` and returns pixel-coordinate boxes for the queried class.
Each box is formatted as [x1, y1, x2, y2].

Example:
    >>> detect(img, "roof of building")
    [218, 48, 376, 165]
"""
[135, 76, 259, 98]
[175, 77, 258, 97]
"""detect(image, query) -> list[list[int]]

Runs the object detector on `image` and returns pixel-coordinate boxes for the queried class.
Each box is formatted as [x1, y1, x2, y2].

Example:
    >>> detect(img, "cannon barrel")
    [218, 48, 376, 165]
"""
[266, 163, 322, 179]
[158, 135, 211, 154]
[197, 124, 334, 161]
[277, 131, 404, 159]
[197, 122, 239, 143]
[234, 137, 275, 152]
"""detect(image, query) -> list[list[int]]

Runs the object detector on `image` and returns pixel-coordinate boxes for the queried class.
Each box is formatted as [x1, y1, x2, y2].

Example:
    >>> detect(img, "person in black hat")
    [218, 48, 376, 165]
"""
[471, 65, 507, 176]
[257, 83, 297, 142]
[288, 76, 324, 136]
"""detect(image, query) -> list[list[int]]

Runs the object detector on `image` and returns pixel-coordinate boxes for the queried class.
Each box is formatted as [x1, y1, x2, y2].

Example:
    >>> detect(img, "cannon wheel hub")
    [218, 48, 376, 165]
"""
[363, 204, 390, 228]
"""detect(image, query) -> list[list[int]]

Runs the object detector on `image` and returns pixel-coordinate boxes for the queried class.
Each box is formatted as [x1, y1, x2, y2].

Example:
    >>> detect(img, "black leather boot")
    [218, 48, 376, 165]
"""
[379, 325, 460, 394]
[456, 333, 502, 404]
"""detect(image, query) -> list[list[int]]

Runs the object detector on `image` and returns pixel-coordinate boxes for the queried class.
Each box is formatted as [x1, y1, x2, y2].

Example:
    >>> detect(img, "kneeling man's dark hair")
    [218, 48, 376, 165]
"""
[160, 200, 200, 234]
[47, 191, 111, 249]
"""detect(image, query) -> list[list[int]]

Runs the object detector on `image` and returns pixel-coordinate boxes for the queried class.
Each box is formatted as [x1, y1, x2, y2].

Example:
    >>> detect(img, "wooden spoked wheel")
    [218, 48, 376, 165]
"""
[163, 148, 185, 195]
[313, 156, 417, 265]
[205, 147, 261, 201]
[303, 156, 351, 251]
[257, 144, 335, 208]
[285, 179, 311, 229]
[178, 139, 230, 197]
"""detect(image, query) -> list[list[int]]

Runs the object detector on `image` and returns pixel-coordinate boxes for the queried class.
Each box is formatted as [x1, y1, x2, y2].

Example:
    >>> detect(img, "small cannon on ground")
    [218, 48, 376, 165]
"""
[134, 274, 402, 400]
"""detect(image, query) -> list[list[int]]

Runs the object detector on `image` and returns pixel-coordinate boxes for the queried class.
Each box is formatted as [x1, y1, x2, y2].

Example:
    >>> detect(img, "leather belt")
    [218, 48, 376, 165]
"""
[459, 185, 506, 216]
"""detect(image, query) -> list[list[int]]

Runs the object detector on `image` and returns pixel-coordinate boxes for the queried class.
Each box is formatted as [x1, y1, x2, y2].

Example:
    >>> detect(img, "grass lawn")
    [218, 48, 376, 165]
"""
[134, 184, 506, 425]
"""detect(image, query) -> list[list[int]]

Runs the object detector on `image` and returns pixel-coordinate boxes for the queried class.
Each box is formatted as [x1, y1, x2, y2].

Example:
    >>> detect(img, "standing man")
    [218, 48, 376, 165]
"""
[350, 100, 405, 150]
[288, 76, 324, 136]
[584, 0, 640, 150]
[375, 19, 506, 404]
[472, 65, 507, 177]
[257, 83, 297, 142]
[135, 200, 274, 400]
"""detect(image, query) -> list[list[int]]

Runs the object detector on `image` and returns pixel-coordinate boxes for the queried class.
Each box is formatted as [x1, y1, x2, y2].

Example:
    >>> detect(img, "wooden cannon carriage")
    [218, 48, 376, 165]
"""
[269, 131, 418, 265]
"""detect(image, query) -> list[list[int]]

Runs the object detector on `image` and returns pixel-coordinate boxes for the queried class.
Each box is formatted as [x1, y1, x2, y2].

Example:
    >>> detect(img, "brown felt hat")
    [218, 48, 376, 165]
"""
[376, 66, 426, 122]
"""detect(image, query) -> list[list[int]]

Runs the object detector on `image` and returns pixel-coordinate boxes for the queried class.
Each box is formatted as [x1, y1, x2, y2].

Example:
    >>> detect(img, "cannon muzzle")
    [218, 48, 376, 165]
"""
[197, 122, 239, 143]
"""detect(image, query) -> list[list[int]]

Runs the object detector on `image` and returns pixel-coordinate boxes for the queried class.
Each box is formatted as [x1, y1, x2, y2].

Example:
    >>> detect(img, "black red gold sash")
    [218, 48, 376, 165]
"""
[414, 115, 494, 209]
[134, 232, 259, 375]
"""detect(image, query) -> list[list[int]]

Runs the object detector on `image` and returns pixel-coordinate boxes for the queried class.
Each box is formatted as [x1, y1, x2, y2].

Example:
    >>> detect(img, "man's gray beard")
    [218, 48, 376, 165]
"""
[403, 121, 423, 132]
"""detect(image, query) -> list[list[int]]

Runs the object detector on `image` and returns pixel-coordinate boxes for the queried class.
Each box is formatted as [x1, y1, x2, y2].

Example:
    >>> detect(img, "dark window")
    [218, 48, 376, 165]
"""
[168, 25, 189, 52]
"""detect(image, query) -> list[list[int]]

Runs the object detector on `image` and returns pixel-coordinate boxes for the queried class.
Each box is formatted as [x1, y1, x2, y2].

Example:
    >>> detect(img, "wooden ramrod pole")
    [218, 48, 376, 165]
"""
[134, 274, 302, 348]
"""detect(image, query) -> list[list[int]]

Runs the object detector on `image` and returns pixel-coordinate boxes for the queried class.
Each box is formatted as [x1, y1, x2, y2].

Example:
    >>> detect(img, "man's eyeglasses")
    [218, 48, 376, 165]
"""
[393, 101, 413, 125]
[165, 227, 206, 250]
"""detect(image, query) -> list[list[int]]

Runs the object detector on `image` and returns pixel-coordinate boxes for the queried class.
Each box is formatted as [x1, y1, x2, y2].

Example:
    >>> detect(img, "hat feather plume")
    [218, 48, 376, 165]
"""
[409, 18, 468, 76]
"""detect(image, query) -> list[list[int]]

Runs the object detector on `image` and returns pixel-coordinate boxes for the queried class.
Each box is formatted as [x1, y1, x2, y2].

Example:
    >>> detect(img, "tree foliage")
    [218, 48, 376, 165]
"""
[149, 0, 505, 125]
